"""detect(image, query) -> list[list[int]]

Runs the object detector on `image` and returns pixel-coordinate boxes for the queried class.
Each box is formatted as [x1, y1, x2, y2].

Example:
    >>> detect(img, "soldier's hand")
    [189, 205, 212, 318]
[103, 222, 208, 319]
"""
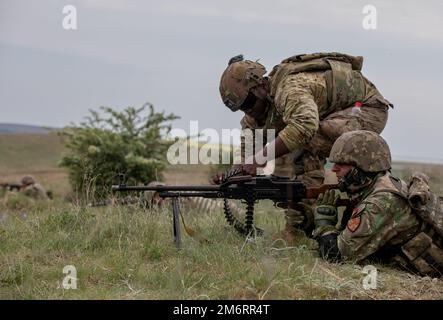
[316, 189, 339, 207]
[242, 156, 266, 176]
[210, 172, 225, 185]
[241, 163, 259, 176]
[313, 190, 339, 238]
[297, 201, 315, 227]
[286, 200, 315, 234]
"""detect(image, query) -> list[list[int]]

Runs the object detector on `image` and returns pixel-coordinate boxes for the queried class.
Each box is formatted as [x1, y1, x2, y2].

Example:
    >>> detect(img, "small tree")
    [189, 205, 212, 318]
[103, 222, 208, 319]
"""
[59, 103, 179, 200]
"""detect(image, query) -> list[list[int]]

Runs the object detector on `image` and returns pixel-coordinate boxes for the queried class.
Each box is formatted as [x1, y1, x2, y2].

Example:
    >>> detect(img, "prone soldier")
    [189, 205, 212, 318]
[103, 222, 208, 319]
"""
[312, 130, 443, 277]
[20, 175, 49, 200]
[1, 175, 50, 201]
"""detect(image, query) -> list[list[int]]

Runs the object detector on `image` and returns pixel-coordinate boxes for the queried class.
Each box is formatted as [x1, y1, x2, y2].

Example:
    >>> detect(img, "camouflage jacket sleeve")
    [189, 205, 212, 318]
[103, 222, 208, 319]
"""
[337, 191, 419, 262]
[240, 114, 257, 130]
[240, 115, 259, 162]
[273, 73, 321, 152]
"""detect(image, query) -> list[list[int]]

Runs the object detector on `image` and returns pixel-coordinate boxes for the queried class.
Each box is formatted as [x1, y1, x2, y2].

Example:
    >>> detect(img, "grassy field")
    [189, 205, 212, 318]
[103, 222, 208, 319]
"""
[1, 133, 443, 299]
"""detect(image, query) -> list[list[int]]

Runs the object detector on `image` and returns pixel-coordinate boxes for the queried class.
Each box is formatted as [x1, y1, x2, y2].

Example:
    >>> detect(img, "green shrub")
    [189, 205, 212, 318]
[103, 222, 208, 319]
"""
[59, 103, 179, 200]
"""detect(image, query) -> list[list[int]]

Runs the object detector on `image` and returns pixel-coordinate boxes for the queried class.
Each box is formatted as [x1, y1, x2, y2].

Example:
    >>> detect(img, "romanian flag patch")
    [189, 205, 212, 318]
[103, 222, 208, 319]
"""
[347, 208, 361, 232]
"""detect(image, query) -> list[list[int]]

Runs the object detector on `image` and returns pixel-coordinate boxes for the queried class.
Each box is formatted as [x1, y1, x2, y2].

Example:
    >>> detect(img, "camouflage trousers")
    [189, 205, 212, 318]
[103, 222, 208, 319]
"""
[296, 104, 388, 185]
[285, 104, 389, 235]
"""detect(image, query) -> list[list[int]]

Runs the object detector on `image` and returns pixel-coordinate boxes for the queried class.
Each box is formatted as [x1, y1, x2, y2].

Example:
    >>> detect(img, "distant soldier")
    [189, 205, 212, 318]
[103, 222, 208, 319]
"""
[20, 175, 49, 200]
[312, 130, 443, 277]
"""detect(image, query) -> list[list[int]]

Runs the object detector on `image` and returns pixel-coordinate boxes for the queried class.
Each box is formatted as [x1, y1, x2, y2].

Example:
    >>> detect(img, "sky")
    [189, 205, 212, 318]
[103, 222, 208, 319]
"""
[1, 0, 442, 162]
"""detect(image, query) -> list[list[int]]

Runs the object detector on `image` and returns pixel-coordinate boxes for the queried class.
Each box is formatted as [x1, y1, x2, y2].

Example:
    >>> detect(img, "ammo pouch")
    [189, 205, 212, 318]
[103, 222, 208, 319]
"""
[398, 172, 443, 276]
[400, 232, 443, 277]
[323, 60, 366, 110]
[408, 173, 443, 239]
[373, 173, 443, 276]
[269, 52, 366, 110]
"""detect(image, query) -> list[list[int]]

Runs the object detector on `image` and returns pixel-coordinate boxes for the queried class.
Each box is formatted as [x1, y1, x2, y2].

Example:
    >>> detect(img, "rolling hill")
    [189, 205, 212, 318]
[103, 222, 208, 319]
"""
[1, 131, 442, 193]
[0, 123, 55, 134]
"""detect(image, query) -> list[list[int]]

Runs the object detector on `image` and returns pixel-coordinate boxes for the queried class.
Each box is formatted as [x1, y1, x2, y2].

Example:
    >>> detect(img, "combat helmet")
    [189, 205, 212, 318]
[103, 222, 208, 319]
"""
[21, 175, 35, 186]
[329, 130, 391, 172]
[219, 55, 266, 111]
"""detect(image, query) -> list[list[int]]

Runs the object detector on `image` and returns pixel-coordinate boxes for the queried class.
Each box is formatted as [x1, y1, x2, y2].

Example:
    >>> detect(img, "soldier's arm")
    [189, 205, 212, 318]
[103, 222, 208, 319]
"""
[274, 73, 320, 152]
[36, 184, 49, 199]
[240, 115, 258, 163]
[336, 192, 414, 262]
[315, 192, 413, 263]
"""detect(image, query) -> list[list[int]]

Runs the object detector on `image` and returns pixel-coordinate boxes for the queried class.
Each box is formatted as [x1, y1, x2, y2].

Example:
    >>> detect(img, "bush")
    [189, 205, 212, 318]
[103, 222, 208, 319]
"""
[59, 103, 179, 200]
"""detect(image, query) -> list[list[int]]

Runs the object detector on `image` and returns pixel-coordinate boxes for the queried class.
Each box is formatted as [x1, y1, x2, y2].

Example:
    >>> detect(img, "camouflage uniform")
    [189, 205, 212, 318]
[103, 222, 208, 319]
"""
[271, 153, 294, 177]
[22, 183, 49, 200]
[240, 57, 391, 185]
[315, 131, 443, 277]
[338, 174, 421, 262]
[234, 53, 392, 236]
[337, 173, 443, 277]
[21, 176, 49, 200]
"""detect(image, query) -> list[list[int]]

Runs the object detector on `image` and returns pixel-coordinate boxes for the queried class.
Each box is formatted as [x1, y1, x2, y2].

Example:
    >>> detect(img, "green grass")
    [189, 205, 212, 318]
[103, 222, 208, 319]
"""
[1, 132, 443, 299]
[1, 197, 443, 299]
[0, 133, 66, 173]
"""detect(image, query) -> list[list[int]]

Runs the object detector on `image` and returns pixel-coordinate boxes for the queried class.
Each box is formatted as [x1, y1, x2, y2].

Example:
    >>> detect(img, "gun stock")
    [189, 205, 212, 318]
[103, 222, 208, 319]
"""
[0, 182, 22, 192]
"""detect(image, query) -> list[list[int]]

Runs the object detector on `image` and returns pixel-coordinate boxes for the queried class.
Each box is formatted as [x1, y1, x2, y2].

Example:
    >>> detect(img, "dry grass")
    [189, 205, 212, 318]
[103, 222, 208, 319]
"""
[1, 133, 443, 299]
[1, 199, 442, 299]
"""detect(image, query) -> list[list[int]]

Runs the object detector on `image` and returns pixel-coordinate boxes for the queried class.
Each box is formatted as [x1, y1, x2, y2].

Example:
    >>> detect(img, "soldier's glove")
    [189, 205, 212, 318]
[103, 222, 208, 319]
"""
[286, 200, 314, 230]
[312, 190, 339, 239]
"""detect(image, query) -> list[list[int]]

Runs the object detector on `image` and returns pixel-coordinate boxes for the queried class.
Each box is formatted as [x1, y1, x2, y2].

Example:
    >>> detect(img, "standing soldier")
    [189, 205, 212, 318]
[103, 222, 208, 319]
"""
[312, 130, 443, 277]
[213, 52, 393, 242]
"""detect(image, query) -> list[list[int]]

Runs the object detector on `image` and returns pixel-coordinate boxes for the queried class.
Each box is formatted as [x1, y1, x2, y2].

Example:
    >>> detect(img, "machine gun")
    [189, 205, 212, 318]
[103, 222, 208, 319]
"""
[112, 169, 350, 248]
[0, 182, 22, 192]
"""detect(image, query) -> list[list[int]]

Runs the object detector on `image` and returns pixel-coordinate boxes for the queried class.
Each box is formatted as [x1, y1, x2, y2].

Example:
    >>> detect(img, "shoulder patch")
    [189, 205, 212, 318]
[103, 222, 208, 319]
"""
[347, 206, 362, 232]
[347, 215, 361, 232]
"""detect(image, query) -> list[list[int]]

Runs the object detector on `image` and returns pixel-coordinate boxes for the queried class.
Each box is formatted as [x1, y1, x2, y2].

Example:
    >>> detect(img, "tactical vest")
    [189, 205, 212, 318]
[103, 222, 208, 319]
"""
[370, 173, 443, 277]
[268, 52, 367, 111]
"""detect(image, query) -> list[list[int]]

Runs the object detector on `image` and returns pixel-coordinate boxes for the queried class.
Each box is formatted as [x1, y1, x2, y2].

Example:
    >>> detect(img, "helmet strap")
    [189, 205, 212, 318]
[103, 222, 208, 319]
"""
[338, 167, 378, 193]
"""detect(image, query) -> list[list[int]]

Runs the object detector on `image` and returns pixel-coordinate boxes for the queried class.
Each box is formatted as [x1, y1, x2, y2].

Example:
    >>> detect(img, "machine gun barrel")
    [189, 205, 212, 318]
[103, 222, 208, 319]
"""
[111, 185, 221, 192]
[111, 174, 350, 248]
[0, 182, 22, 191]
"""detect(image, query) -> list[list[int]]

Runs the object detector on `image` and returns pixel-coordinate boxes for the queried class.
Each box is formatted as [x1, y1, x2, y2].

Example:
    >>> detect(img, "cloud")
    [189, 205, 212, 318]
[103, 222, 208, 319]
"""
[1, 0, 442, 161]
[79, 0, 443, 42]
